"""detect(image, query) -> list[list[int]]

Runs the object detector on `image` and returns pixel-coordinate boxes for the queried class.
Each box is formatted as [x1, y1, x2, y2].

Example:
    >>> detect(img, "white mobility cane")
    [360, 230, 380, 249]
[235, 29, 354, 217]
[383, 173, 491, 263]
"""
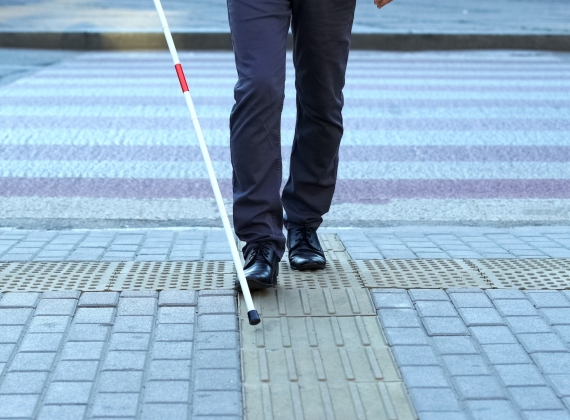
[153, 0, 260, 325]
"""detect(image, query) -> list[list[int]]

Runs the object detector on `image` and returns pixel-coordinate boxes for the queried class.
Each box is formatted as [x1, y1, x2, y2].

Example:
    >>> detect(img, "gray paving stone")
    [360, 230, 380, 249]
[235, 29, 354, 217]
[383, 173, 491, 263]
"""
[371, 292, 413, 309]
[510, 386, 564, 410]
[470, 326, 517, 344]
[197, 295, 236, 315]
[0, 344, 15, 362]
[195, 331, 237, 350]
[384, 328, 429, 346]
[8, 352, 55, 371]
[158, 307, 196, 324]
[494, 299, 538, 317]
[407, 388, 461, 412]
[522, 410, 570, 420]
[377, 309, 421, 328]
[102, 351, 147, 370]
[486, 289, 526, 300]
[154, 324, 194, 341]
[28, 315, 70, 333]
[68, 324, 110, 342]
[482, 344, 532, 364]
[0, 326, 24, 343]
[148, 360, 192, 381]
[391, 345, 439, 366]
[0, 308, 33, 325]
[113, 315, 154, 333]
[19, 333, 64, 352]
[453, 375, 505, 399]
[158, 290, 198, 307]
[419, 412, 468, 420]
[109, 332, 151, 351]
[192, 391, 242, 416]
[495, 364, 546, 387]
[193, 349, 239, 370]
[549, 374, 570, 397]
[42, 291, 81, 299]
[153, 341, 193, 359]
[415, 301, 458, 317]
[141, 404, 189, 420]
[78, 292, 119, 307]
[431, 336, 478, 355]
[442, 355, 491, 376]
[458, 308, 505, 326]
[541, 309, 570, 325]
[449, 292, 493, 308]
[506, 316, 553, 334]
[61, 341, 105, 361]
[0, 371, 48, 394]
[74, 307, 116, 324]
[198, 314, 238, 332]
[117, 297, 156, 316]
[527, 292, 570, 308]
[0, 293, 40, 308]
[120, 291, 158, 298]
[533, 353, 570, 374]
[92, 393, 140, 417]
[98, 371, 144, 393]
[37, 405, 86, 420]
[0, 394, 39, 418]
[400, 366, 450, 388]
[53, 360, 99, 381]
[195, 368, 240, 391]
[518, 333, 568, 353]
[44, 381, 93, 404]
[34, 299, 77, 316]
[554, 326, 570, 345]
[144, 380, 190, 403]
[422, 317, 469, 336]
[466, 400, 519, 420]
[408, 289, 449, 301]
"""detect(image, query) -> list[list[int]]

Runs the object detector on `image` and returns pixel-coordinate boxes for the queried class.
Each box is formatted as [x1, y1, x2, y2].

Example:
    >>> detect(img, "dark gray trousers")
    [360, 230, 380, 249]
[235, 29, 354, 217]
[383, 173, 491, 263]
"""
[227, 0, 356, 258]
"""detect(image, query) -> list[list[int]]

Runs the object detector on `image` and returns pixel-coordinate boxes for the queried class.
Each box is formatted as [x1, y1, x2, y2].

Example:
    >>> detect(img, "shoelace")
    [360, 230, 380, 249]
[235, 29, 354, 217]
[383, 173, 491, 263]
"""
[249, 242, 271, 261]
[291, 226, 316, 249]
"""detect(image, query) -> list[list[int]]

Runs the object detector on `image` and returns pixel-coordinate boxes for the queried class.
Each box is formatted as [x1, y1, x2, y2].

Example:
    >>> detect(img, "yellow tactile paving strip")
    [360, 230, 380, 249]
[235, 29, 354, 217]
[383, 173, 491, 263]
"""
[238, 294, 417, 420]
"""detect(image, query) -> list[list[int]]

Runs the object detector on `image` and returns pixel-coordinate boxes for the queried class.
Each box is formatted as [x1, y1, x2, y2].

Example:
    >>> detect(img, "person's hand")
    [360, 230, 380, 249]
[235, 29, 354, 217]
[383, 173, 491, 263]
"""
[374, 0, 392, 9]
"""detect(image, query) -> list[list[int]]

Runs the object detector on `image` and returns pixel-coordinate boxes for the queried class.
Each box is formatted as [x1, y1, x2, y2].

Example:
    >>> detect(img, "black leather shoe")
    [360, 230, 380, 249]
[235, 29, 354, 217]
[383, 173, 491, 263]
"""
[287, 226, 326, 271]
[241, 242, 279, 290]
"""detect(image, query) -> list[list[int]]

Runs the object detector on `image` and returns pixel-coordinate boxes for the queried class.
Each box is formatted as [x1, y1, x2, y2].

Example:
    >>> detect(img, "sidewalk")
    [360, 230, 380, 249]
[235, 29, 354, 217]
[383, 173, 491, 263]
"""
[1, 0, 569, 50]
[1, 226, 570, 419]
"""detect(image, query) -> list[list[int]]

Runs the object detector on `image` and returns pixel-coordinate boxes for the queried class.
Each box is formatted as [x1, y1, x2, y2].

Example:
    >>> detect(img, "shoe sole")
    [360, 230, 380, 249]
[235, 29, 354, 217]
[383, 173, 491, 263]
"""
[236, 267, 279, 291]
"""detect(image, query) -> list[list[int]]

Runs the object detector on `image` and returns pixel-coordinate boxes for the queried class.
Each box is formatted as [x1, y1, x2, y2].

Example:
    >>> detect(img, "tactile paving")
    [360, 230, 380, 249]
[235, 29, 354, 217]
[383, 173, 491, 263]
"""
[240, 312, 416, 420]
[355, 259, 491, 289]
[109, 261, 235, 290]
[240, 287, 376, 317]
[0, 262, 117, 291]
[467, 258, 570, 289]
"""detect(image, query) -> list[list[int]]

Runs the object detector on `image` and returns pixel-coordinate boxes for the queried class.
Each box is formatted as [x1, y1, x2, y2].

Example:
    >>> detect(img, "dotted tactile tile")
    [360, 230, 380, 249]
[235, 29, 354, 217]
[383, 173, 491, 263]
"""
[355, 259, 491, 289]
[240, 312, 416, 420]
[467, 258, 570, 289]
[109, 261, 236, 290]
[241, 287, 376, 317]
[0, 262, 117, 291]
[279, 260, 362, 289]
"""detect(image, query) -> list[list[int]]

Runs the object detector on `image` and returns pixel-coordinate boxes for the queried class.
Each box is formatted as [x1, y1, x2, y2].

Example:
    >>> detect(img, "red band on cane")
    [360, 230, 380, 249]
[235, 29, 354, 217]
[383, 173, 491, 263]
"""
[175, 64, 189, 92]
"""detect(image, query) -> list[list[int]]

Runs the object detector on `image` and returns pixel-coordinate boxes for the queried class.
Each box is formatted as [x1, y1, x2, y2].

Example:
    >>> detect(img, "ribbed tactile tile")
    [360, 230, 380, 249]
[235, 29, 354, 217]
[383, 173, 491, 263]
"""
[467, 258, 570, 289]
[109, 261, 236, 290]
[240, 287, 376, 317]
[0, 262, 117, 291]
[355, 259, 491, 289]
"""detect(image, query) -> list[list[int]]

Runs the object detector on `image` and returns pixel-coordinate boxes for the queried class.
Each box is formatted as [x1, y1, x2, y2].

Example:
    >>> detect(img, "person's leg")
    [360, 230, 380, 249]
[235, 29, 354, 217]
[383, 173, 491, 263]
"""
[227, 0, 291, 258]
[282, 0, 357, 229]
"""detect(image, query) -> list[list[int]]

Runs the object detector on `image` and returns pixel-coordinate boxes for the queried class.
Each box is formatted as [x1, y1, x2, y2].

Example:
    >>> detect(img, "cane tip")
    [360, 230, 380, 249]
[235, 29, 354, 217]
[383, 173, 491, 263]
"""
[248, 310, 261, 325]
